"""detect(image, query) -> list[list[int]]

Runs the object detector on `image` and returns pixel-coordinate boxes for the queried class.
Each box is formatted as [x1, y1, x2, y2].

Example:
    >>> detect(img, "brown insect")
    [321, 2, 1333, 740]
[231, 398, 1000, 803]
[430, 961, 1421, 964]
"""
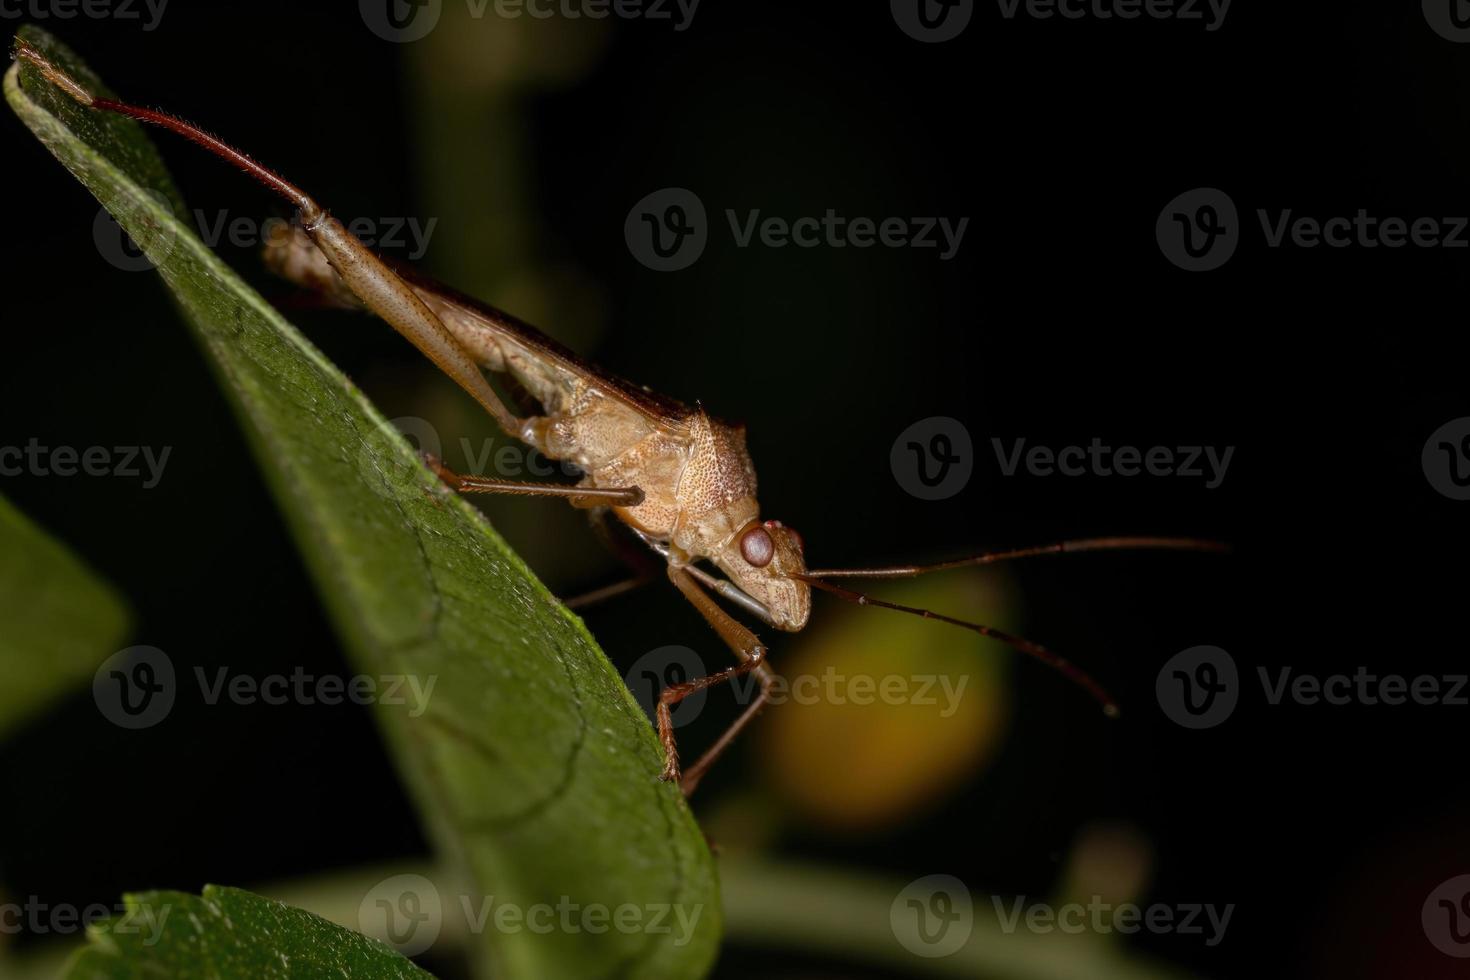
[16, 40, 1224, 795]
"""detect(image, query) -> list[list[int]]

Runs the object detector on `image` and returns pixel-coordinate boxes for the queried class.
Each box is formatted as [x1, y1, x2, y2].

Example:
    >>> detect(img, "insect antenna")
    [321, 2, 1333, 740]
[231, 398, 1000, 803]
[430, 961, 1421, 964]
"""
[797, 575, 1121, 716]
[803, 535, 1228, 580]
[795, 536, 1228, 714]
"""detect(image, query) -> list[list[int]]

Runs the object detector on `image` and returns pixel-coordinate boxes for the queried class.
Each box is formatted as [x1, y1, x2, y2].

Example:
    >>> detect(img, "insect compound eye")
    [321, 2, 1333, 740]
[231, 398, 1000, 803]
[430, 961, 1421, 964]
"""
[740, 525, 775, 567]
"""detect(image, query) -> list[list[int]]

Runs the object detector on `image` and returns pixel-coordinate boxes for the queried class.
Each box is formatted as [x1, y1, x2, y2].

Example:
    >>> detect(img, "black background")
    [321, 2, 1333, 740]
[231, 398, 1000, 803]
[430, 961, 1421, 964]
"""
[2, 2, 1468, 978]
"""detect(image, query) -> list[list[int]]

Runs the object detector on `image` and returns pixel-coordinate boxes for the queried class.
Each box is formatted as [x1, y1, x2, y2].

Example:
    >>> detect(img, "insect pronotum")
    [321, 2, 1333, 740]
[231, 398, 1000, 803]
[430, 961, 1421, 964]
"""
[15, 40, 1225, 796]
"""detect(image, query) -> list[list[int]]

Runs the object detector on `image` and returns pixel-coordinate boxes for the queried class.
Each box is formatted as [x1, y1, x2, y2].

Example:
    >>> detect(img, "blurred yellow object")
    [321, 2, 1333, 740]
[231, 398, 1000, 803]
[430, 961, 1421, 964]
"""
[760, 570, 1016, 833]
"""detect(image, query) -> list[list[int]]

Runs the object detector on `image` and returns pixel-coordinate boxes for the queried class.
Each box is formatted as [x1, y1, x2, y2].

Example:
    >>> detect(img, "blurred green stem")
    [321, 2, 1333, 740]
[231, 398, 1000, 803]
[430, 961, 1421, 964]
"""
[719, 859, 1194, 980]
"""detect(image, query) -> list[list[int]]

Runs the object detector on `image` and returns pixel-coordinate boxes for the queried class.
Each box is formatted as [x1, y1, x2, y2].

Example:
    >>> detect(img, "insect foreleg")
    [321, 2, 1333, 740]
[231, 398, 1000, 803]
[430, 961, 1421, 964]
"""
[661, 566, 777, 796]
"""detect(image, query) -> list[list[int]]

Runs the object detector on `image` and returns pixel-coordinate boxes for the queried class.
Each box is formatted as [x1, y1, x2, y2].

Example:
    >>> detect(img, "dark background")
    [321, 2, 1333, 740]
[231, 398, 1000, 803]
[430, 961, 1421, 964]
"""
[2, 2, 1467, 978]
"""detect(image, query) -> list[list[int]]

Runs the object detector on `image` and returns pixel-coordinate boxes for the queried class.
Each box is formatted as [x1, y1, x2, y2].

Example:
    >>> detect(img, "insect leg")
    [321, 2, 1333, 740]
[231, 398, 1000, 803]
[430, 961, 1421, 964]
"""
[561, 577, 654, 610]
[561, 509, 662, 610]
[661, 566, 778, 796]
[422, 454, 643, 507]
[304, 218, 531, 438]
[12, 41, 528, 441]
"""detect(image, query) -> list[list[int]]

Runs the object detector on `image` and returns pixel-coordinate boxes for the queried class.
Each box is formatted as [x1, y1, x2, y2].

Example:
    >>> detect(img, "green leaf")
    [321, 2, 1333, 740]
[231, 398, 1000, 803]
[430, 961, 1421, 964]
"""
[0, 493, 131, 739]
[7, 26, 718, 980]
[64, 885, 437, 979]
